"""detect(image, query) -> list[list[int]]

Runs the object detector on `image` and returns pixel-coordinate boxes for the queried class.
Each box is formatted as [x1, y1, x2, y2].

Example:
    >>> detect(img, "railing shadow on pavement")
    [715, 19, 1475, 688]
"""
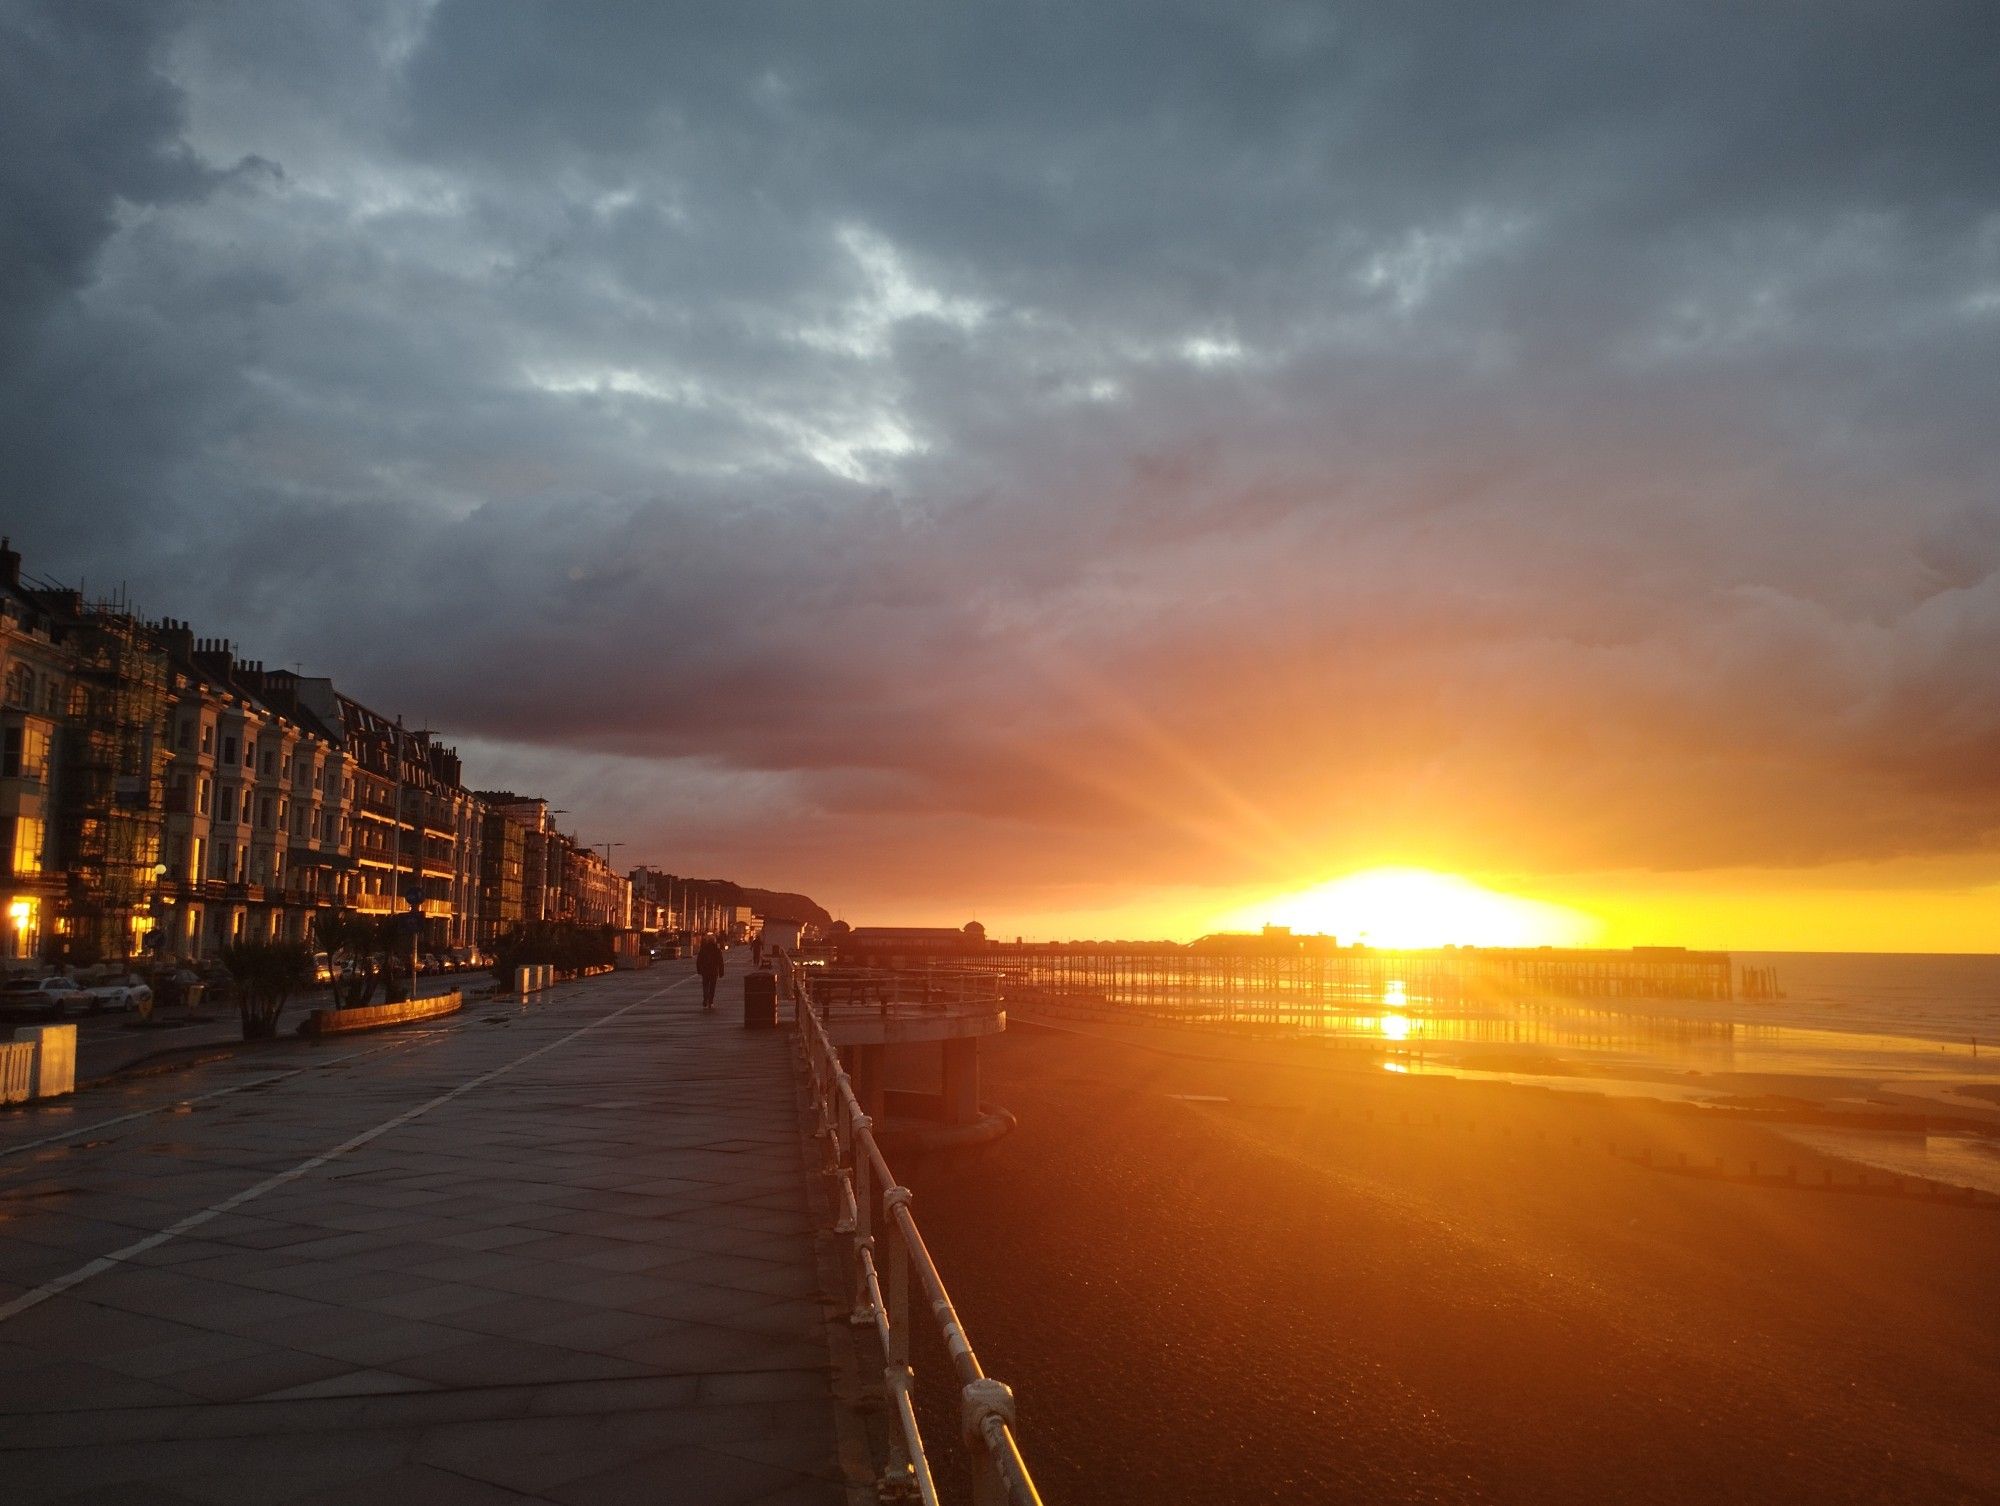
[781, 952, 1043, 1506]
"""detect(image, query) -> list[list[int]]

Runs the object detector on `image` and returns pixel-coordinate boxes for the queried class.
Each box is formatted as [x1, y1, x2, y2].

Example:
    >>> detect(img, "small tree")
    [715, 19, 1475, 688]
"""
[220, 940, 314, 1040]
[314, 910, 395, 1009]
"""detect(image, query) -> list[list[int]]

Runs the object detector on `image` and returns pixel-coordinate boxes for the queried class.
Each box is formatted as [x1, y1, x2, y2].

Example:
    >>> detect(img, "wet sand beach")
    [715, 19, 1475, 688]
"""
[907, 1018, 2000, 1504]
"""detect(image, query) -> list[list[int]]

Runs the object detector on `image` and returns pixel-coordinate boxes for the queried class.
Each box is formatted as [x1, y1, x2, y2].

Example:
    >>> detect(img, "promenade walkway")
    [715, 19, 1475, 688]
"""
[0, 961, 847, 1505]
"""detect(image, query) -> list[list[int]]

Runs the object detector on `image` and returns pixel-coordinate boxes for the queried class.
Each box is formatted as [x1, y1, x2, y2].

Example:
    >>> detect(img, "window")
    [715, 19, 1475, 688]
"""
[210, 841, 231, 881]
[259, 796, 274, 828]
[198, 775, 212, 816]
[221, 735, 237, 764]
[176, 719, 193, 751]
[5, 816, 43, 875]
[261, 751, 274, 776]
[2, 723, 48, 781]
[190, 836, 205, 882]
[3, 663, 31, 708]
[245, 740, 255, 768]
[219, 786, 237, 823]
[201, 722, 214, 755]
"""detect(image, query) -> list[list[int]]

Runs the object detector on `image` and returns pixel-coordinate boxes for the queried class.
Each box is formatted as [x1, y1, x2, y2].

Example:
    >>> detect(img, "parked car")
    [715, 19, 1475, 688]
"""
[0, 976, 91, 1017]
[154, 967, 203, 1010]
[84, 973, 154, 1013]
[197, 964, 237, 1005]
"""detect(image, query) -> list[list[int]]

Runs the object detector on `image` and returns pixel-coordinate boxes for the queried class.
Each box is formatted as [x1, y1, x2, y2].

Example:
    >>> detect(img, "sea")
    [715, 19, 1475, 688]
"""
[1026, 947, 2000, 1188]
[1381, 950, 2000, 1194]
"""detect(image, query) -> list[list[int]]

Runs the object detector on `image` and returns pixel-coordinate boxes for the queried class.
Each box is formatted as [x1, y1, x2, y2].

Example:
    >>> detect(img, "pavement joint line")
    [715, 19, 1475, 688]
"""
[0, 974, 696, 1327]
[0, 1039, 425, 1163]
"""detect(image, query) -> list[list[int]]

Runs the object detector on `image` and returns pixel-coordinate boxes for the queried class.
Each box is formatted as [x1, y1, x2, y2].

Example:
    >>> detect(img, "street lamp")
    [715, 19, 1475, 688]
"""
[537, 810, 568, 921]
[602, 842, 626, 929]
[147, 862, 168, 964]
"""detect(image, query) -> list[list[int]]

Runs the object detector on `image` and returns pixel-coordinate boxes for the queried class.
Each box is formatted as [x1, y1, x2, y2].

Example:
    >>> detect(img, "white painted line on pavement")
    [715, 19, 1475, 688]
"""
[0, 966, 679, 1162]
[0, 1040, 418, 1162]
[0, 976, 695, 1326]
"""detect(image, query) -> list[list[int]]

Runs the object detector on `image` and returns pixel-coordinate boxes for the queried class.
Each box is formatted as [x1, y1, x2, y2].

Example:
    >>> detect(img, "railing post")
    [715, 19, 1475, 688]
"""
[884, 1187, 912, 1371]
[963, 1377, 1018, 1506]
[850, 1112, 875, 1326]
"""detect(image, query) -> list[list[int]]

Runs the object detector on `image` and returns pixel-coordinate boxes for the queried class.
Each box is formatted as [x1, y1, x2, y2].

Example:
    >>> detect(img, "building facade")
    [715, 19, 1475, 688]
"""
[0, 543, 72, 962]
[0, 540, 654, 970]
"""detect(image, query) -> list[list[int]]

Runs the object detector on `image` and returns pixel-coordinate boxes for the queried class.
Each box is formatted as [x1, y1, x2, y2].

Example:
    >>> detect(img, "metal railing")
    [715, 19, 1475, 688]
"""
[802, 959, 1006, 1020]
[783, 955, 1042, 1506]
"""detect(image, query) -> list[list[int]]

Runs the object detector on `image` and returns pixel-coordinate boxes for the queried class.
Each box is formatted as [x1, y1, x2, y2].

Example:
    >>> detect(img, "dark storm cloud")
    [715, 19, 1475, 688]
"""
[3, 0, 1997, 901]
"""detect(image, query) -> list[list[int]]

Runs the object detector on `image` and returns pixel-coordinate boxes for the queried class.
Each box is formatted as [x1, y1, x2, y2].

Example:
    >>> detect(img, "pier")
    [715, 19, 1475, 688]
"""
[989, 939, 1735, 1027]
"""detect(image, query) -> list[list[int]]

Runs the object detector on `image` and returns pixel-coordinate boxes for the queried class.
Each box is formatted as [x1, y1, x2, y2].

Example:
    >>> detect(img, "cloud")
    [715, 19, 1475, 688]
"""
[3, 0, 1997, 913]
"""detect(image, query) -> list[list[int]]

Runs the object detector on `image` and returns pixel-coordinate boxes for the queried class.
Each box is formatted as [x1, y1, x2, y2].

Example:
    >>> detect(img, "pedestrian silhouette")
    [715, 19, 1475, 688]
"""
[696, 935, 725, 1011]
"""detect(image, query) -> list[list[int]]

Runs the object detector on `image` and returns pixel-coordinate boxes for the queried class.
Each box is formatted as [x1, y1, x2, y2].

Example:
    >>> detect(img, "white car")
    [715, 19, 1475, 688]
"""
[84, 974, 154, 1013]
[0, 976, 91, 1016]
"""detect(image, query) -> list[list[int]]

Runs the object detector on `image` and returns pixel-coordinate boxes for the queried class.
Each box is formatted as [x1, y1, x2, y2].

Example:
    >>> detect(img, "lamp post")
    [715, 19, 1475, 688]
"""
[393, 720, 434, 999]
[544, 810, 567, 921]
[580, 841, 624, 926]
[148, 861, 168, 968]
[599, 842, 625, 929]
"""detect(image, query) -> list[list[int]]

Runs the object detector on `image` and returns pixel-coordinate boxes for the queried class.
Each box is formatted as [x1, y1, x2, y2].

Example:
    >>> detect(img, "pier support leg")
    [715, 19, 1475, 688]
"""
[847, 1044, 886, 1121]
[942, 1036, 980, 1127]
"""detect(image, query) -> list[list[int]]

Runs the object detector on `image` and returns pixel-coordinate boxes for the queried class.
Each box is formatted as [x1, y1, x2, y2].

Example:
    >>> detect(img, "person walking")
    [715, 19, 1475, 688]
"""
[696, 933, 725, 1011]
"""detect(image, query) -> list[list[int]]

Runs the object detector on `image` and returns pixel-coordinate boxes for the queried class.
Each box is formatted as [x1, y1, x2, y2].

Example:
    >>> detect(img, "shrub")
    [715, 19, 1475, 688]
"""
[219, 940, 315, 1040]
[313, 910, 402, 1008]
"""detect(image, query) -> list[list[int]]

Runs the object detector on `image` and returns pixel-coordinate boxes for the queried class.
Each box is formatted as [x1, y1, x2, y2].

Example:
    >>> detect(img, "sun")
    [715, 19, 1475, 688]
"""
[1219, 867, 1600, 949]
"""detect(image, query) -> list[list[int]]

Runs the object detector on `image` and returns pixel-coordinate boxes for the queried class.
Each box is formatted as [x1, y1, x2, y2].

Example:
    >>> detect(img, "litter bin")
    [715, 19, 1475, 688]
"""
[742, 969, 779, 1030]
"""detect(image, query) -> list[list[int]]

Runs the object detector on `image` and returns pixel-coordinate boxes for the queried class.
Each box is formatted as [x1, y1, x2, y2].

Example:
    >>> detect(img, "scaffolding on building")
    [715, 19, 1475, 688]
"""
[57, 604, 171, 962]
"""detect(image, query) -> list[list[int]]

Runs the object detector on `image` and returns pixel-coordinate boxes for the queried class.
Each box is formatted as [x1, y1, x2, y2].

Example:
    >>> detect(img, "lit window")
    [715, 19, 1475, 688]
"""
[6, 816, 43, 875]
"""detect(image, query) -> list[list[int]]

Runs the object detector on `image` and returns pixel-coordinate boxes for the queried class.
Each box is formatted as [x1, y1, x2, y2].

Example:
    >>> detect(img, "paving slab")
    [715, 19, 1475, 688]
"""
[0, 963, 847, 1504]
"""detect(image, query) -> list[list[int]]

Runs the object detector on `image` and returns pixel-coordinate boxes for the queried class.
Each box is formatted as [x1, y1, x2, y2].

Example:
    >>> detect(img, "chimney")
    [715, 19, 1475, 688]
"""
[193, 639, 236, 682]
[153, 617, 196, 661]
[0, 537, 18, 587]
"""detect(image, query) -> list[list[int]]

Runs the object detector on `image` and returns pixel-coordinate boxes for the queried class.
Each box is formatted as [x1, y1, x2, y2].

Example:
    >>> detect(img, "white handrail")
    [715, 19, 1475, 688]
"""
[783, 954, 1043, 1506]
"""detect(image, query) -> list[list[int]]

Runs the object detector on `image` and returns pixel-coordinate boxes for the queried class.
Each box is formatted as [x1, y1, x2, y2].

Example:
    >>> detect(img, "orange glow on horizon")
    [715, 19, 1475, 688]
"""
[1214, 867, 1602, 949]
[924, 859, 2000, 953]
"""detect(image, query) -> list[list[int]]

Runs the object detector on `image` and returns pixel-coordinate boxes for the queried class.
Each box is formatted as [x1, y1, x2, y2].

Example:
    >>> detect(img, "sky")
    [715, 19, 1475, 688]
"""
[3, 2, 1998, 948]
